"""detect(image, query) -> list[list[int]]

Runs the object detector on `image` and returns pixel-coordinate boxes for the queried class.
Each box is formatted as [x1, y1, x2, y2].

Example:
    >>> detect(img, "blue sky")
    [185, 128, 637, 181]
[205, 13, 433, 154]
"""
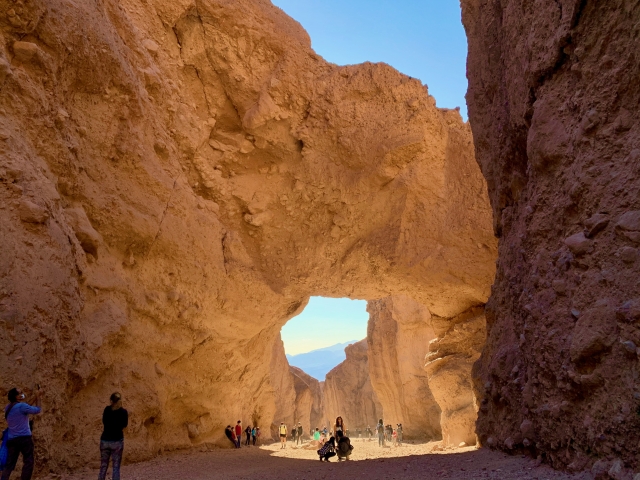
[271, 0, 469, 118]
[282, 297, 369, 354]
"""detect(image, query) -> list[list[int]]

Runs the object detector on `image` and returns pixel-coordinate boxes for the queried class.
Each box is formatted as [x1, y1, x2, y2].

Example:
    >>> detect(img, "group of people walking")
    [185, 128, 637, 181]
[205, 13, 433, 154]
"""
[1, 387, 127, 480]
[224, 421, 260, 448]
[375, 419, 403, 447]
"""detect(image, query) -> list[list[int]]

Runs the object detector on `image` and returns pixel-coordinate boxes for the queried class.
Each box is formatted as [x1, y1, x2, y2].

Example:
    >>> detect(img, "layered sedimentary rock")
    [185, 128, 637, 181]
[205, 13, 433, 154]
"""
[290, 366, 323, 437]
[0, 0, 495, 472]
[323, 339, 382, 431]
[367, 297, 442, 440]
[425, 307, 486, 446]
[462, 0, 640, 471]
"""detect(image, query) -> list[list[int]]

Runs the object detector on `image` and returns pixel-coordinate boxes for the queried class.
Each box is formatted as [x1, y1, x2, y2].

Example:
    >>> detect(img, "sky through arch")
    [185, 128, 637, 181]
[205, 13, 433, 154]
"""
[281, 297, 369, 355]
[271, 0, 469, 118]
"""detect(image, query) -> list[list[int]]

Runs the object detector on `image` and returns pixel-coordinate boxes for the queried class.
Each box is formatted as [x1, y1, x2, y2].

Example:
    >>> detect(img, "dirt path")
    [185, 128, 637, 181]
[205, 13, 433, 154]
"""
[48, 439, 594, 480]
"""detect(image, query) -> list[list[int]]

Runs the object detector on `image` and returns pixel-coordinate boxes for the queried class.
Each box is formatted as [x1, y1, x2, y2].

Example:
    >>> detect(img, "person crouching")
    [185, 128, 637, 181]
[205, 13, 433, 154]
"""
[336, 430, 353, 461]
[317, 436, 336, 462]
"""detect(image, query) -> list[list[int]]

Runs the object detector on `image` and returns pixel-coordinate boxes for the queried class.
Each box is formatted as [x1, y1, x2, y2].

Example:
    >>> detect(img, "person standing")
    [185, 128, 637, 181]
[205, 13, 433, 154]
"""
[245, 425, 252, 446]
[333, 417, 345, 439]
[1, 387, 42, 480]
[234, 421, 242, 448]
[397, 423, 403, 445]
[376, 419, 385, 447]
[296, 423, 303, 445]
[291, 424, 297, 444]
[251, 426, 257, 446]
[98, 392, 128, 480]
[278, 422, 287, 449]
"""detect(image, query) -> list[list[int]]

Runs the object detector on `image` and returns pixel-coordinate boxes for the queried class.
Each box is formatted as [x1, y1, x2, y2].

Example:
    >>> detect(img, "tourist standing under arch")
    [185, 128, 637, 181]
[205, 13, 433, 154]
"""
[1, 387, 43, 480]
[278, 422, 287, 449]
[98, 392, 128, 480]
[376, 419, 385, 447]
[333, 416, 346, 439]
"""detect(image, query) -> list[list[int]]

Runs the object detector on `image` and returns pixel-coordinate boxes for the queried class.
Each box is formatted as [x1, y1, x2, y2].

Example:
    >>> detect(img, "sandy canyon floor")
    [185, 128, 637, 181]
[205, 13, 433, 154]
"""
[46, 439, 594, 480]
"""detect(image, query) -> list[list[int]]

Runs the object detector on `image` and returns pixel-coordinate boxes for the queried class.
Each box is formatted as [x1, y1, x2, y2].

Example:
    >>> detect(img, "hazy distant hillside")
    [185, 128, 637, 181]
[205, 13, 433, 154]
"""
[286, 340, 358, 380]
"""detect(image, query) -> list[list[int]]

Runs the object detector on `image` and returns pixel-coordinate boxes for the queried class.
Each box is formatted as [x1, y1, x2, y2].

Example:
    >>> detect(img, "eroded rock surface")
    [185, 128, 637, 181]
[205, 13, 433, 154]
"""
[367, 297, 443, 440]
[323, 339, 382, 432]
[290, 366, 324, 438]
[0, 0, 495, 472]
[425, 307, 485, 447]
[462, 0, 640, 471]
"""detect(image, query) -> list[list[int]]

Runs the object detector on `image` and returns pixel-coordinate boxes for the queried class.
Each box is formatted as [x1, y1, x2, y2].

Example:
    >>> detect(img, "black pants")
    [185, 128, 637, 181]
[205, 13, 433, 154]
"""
[245, 434, 251, 446]
[252, 435, 256, 445]
[321, 451, 336, 461]
[1, 436, 35, 480]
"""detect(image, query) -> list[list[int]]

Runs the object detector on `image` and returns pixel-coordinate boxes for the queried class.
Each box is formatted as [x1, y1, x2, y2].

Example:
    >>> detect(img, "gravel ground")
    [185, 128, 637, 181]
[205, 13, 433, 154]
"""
[45, 439, 594, 480]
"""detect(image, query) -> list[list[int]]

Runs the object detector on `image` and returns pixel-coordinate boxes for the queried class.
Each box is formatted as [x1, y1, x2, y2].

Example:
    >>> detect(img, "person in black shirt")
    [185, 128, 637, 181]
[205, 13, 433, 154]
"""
[98, 392, 128, 480]
[245, 425, 252, 446]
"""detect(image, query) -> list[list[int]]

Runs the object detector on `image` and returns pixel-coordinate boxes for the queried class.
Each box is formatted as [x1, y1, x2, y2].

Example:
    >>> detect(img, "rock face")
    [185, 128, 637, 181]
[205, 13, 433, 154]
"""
[290, 366, 323, 438]
[269, 336, 297, 438]
[367, 297, 442, 440]
[0, 0, 495, 472]
[323, 339, 382, 432]
[425, 307, 486, 446]
[462, 0, 640, 470]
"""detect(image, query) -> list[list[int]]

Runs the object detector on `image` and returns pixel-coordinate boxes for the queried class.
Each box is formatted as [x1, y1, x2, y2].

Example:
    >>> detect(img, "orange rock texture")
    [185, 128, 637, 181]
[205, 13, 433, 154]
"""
[290, 366, 323, 437]
[0, 0, 495, 472]
[366, 296, 485, 444]
[462, 0, 640, 472]
[323, 339, 382, 433]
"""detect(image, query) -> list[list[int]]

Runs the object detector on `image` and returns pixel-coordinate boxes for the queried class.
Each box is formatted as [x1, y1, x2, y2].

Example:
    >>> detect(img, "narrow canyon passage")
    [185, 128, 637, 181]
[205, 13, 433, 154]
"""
[1, 0, 638, 478]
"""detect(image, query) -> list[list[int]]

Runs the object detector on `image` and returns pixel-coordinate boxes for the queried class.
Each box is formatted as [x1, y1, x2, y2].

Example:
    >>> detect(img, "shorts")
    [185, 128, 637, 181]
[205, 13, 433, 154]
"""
[280, 434, 286, 438]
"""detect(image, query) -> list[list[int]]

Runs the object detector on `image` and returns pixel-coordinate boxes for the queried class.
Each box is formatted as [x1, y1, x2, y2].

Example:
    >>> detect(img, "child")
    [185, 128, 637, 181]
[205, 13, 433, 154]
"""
[317, 436, 336, 462]
[392, 429, 398, 447]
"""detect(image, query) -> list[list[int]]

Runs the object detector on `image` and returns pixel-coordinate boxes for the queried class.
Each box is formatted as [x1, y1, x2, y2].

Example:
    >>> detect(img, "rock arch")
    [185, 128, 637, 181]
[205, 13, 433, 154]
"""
[0, 0, 495, 470]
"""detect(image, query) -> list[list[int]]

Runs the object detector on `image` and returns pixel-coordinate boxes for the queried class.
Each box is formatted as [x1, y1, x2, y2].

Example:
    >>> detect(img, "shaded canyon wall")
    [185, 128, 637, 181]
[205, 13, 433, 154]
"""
[462, 0, 640, 472]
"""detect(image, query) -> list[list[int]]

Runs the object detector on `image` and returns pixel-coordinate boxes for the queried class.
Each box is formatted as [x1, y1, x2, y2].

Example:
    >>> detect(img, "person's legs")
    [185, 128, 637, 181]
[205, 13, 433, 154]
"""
[324, 452, 335, 461]
[1, 438, 22, 480]
[252, 436, 256, 446]
[111, 441, 123, 480]
[98, 441, 112, 480]
[19, 436, 35, 480]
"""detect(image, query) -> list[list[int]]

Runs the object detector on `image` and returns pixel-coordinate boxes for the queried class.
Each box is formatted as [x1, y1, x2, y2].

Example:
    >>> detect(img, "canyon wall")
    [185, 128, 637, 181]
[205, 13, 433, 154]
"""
[323, 339, 382, 432]
[0, 0, 496, 473]
[462, 0, 640, 472]
[268, 336, 297, 438]
[290, 366, 324, 438]
[367, 296, 442, 440]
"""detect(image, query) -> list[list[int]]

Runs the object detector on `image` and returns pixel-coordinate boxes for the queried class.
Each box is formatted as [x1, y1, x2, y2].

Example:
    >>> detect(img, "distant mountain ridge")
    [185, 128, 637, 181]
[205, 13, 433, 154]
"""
[286, 340, 359, 380]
